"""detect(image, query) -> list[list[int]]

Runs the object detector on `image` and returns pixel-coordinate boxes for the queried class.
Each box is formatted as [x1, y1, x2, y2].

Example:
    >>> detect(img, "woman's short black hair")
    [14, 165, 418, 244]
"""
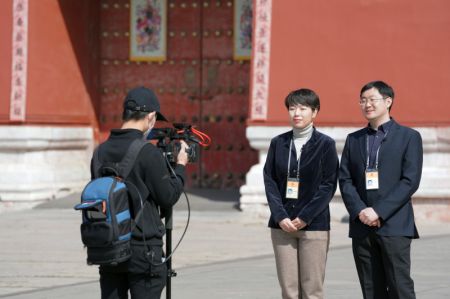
[284, 88, 320, 111]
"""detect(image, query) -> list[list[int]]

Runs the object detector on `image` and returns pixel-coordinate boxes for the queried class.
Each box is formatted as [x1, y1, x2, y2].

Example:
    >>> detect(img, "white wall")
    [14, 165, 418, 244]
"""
[0, 126, 94, 211]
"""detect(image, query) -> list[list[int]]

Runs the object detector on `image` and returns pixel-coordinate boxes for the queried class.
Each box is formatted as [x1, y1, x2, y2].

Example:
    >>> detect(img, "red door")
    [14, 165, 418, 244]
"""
[99, 0, 257, 188]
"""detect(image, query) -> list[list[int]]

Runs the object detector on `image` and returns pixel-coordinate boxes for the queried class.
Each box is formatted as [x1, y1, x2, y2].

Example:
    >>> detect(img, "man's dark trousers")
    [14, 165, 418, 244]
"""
[100, 270, 167, 299]
[352, 231, 415, 299]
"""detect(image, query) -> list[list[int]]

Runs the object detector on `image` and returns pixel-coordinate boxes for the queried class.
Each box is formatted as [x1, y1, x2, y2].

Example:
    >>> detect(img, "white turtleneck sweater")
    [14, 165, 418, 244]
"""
[293, 123, 313, 159]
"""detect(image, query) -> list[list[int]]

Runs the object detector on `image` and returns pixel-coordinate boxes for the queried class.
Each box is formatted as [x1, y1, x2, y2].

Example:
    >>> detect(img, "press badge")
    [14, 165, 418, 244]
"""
[286, 178, 300, 199]
[365, 169, 379, 190]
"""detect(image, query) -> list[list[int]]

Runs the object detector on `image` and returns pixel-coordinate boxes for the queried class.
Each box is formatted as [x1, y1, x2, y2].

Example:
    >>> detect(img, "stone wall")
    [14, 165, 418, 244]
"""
[0, 126, 94, 211]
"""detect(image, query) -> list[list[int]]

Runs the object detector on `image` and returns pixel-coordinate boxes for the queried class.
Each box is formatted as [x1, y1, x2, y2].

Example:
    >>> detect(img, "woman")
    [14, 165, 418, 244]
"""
[263, 88, 339, 299]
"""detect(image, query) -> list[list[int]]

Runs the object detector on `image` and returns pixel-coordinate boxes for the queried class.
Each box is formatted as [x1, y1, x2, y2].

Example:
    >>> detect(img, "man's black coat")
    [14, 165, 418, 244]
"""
[339, 119, 422, 238]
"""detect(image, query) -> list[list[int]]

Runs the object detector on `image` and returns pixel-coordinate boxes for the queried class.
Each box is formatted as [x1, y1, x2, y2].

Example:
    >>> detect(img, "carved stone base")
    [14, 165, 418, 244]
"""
[240, 125, 450, 222]
[0, 126, 94, 212]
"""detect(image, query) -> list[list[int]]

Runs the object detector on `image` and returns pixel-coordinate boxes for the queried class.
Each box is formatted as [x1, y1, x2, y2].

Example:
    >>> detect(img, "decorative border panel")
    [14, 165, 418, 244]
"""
[250, 0, 271, 120]
[9, 0, 28, 122]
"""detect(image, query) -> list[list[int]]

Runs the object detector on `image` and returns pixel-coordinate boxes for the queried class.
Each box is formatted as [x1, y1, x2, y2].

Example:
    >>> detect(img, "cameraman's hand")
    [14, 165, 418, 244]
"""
[176, 140, 189, 166]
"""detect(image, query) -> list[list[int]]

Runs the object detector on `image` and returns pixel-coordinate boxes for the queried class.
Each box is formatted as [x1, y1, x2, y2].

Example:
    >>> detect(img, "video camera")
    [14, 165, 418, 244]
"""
[148, 123, 211, 164]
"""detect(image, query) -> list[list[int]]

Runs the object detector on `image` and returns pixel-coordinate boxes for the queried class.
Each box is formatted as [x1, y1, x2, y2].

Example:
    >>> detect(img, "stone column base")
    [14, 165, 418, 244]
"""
[0, 126, 94, 212]
[240, 125, 450, 222]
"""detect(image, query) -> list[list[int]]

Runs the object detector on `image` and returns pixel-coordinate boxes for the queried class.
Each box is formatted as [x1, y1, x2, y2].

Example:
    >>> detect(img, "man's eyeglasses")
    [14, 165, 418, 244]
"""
[359, 97, 386, 106]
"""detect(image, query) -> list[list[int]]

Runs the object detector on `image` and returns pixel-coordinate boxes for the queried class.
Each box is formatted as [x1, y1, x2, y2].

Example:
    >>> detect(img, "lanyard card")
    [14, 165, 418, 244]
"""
[286, 178, 300, 199]
[365, 169, 379, 190]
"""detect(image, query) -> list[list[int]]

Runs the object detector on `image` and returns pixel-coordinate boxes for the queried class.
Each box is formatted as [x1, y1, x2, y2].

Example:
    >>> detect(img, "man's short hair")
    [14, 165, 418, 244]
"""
[122, 109, 150, 121]
[284, 88, 320, 112]
[360, 81, 395, 111]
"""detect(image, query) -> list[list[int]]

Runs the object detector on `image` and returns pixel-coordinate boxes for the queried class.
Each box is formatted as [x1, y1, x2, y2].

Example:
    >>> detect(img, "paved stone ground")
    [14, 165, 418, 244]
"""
[0, 190, 449, 299]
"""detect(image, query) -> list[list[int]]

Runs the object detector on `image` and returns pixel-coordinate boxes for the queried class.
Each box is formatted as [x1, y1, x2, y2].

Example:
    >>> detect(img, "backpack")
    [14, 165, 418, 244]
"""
[74, 139, 147, 266]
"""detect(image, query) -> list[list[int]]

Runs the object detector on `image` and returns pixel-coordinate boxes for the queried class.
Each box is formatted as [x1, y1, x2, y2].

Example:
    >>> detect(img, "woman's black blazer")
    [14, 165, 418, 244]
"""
[264, 128, 339, 230]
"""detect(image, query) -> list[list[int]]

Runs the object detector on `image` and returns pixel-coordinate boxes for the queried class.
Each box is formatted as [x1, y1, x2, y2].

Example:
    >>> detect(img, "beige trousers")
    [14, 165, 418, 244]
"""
[271, 229, 330, 299]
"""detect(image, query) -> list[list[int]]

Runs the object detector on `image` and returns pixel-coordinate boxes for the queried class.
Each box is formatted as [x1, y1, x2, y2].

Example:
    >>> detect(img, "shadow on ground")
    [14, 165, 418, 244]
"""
[34, 188, 241, 212]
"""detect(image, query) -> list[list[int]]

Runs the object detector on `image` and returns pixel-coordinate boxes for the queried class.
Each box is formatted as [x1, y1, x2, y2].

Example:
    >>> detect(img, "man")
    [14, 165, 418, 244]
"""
[94, 86, 188, 299]
[339, 81, 423, 299]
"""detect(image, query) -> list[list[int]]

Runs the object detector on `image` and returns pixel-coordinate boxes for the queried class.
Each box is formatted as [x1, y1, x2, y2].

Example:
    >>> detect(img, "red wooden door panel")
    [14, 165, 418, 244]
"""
[99, 0, 257, 188]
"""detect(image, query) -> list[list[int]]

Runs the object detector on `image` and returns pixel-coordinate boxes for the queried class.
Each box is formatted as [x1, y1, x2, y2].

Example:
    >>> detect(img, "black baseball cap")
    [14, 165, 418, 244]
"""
[123, 87, 168, 121]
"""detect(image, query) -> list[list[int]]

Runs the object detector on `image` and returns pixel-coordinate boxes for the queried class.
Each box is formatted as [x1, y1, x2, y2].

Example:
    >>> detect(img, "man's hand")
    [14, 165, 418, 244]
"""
[292, 217, 307, 230]
[279, 218, 298, 233]
[358, 207, 380, 226]
[370, 219, 381, 228]
[176, 140, 189, 166]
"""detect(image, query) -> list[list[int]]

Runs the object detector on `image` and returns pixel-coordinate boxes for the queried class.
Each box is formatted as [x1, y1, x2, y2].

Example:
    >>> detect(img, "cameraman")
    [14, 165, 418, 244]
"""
[93, 87, 188, 299]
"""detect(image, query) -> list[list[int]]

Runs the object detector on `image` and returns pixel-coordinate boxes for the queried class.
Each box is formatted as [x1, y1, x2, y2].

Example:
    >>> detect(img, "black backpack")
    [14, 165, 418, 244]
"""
[74, 139, 146, 266]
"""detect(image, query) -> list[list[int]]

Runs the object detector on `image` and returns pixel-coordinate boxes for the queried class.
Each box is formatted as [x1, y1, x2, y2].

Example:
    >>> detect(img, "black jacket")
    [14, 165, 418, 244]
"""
[92, 129, 185, 244]
[339, 119, 422, 238]
[264, 128, 339, 230]
[93, 129, 185, 273]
